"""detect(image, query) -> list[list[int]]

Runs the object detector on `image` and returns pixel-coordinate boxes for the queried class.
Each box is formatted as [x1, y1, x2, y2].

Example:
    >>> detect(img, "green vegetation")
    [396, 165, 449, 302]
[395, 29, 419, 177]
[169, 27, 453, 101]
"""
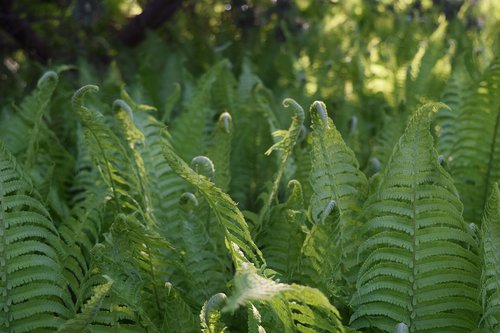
[1, 1, 499, 332]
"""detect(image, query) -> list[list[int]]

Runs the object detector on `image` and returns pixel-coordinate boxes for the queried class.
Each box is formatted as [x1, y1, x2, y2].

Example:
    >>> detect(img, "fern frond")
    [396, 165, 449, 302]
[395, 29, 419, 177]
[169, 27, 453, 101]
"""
[201, 293, 228, 333]
[257, 180, 306, 282]
[434, 56, 470, 159]
[162, 143, 265, 269]
[171, 61, 225, 161]
[72, 85, 146, 219]
[248, 303, 266, 333]
[206, 112, 233, 192]
[224, 262, 346, 333]
[479, 184, 500, 331]
[299, 101, 368, 301]
[350, 104, 481, 332]
[162, 282, 199, 333]
[0, 141, 71, 332]
[178, 190, 231, 305]
[91, 215, 178, 331]
[0, 71, 58, 158]
[449, 55, 500, 223]
[260, 98, 305, 223]
[57, 278, 113, 332]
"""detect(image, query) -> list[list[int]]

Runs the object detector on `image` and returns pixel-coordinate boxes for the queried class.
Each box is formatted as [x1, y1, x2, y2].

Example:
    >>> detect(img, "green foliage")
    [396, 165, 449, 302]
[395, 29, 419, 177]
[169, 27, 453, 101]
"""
[479, 184, 500, 331]
[350, 105, 481, 332]
[2, 3, 500, 331]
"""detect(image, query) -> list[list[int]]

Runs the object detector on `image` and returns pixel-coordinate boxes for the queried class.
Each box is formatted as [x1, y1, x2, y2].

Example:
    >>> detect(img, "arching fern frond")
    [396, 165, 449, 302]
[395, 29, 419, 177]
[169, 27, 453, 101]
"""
[72, 85, 146, 219]
[0, 141, 71, 332]
[224, 262, 346, 333]
[449, 55, 500, 223]
[299, 101, 367, 302]
[350, 104, 481, 332]
[479, 184, 500, 331]
[57, 278, 113, 332]
[162, 143, 265, 269]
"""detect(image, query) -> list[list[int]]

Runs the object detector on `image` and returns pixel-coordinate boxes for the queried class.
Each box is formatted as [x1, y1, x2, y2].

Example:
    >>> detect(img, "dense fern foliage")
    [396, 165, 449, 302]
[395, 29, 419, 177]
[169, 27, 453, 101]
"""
[1, 1, 500, 332]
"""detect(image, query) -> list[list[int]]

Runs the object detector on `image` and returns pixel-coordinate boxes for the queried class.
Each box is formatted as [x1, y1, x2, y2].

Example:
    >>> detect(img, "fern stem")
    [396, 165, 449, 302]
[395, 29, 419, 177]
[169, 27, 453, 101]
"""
[409, 121, 421, 332]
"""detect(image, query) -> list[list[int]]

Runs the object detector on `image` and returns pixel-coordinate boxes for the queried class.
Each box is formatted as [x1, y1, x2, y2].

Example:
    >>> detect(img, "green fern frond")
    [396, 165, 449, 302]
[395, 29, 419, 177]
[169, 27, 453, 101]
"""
[449, 55, 500, 223]
[171, 61, 225, 162]
[260, 98, 305, 223]
[162, 282, 199, 333]
[434, 56, 470, 160]
[257, 180, 306, 282]
[206, 112, 233, 192]
[0, 141, 71, 332]
[162, 143, 265, 269]
[128, 103, 188, 228]
[178, 190, 231, 305]
[248, 303, 266, 333]
[72, 85, 146, 219]
[299, 101, 367, 301]
[0, 71, 58, 158]
[201, 293, 228, 333]
[350, 104, 481, 332]
[91, 215, 177, 331]
[479, 184, 500, 331]
[224, 262, 346, 333]
[57, 278, 113, 332]
[229, 87, 275, 211]
[211, 60, 238, 115]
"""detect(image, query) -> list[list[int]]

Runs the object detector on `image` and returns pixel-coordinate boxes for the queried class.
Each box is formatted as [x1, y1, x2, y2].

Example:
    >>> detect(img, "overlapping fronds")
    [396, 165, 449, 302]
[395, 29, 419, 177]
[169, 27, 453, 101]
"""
[224, 262, 346, 333]
[260, 98, 305, 222]
[448, 55, 500, 223]
[171, 61, 225, 162]
[300, 101, 367, 300]
[162, 142, 265, 269]
[57, 278, 113, 332]
[479, 184, 500, 331]
[177, 191, 231, 305]
[257, 180, 307, 282]
[350, 104, 481, 332]
[0, 141, 71, 332]
[71, 85, 146, 219]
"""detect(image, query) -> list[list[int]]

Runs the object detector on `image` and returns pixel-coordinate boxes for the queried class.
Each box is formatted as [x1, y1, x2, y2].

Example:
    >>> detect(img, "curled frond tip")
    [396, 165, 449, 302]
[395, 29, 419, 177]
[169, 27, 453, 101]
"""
[72, 84, 99, 110]
[311, 101, 329, 128]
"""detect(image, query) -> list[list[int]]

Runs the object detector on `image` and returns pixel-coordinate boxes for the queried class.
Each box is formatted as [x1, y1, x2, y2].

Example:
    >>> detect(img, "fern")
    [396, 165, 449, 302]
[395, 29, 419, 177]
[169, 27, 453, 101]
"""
[0, 141, 71, 332]
[206, 112, 233, 192]
[350, 104, 481, 332]
[224, 262, 346, 333]
[162, 142, 265, 269]
[72, 85, 146, 220]
[57, 278, 113, 332]
[299, 101, 367, 302]
[201, 293, 228, 333]
[448, 55, 500, 223]
[171, 61, 225, 162]
[257, 180, 307, 282]
[178, 190, 231, 306]
[479, 183, 500, 331]
[260, 98, 305, 223]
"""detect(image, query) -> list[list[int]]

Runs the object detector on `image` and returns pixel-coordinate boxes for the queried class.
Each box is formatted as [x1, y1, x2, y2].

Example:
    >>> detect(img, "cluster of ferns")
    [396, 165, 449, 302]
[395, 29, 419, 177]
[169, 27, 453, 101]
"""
[0, 20, 499, 333]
